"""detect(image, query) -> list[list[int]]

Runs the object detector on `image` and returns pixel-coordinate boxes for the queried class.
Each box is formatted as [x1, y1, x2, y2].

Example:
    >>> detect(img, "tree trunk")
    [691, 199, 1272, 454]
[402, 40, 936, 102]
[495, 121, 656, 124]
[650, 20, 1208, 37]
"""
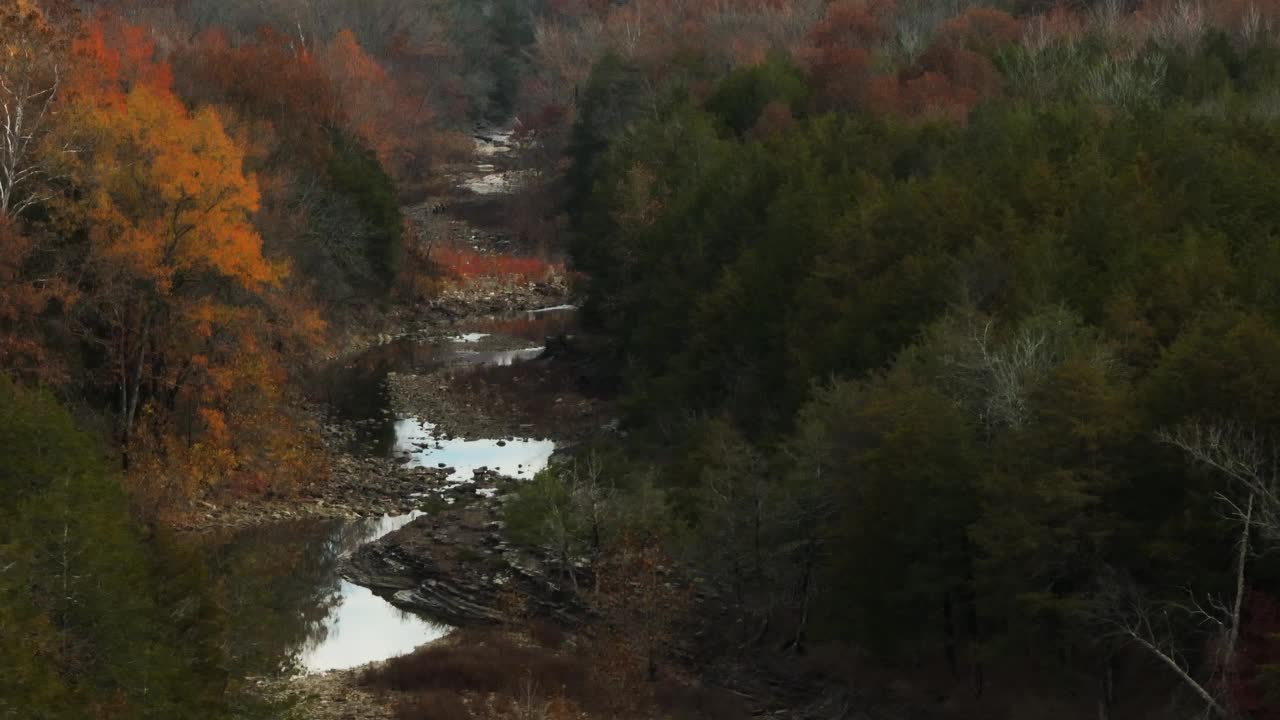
[943, 590, 959, 677]
[1097, 654, 1115, 720]
[1123, 630, 1227, 717]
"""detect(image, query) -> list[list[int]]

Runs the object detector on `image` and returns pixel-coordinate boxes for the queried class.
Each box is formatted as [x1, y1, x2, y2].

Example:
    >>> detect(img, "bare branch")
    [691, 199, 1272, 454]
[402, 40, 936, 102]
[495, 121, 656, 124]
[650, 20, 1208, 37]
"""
[1096, 576, 1231, 718]
[1159, 422, 1280, 539]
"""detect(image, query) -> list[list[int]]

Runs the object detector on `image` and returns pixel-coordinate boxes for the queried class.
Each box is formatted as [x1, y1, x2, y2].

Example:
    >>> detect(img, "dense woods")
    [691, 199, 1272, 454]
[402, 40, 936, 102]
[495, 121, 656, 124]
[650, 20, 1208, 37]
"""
[7, 0, 1280, 718]
[521, 0, 1280, 716]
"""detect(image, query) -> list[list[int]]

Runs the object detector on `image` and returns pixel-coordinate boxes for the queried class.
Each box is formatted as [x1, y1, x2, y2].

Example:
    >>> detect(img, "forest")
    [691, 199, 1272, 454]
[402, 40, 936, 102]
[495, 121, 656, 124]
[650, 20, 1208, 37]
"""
[4, 0, 1280, 718]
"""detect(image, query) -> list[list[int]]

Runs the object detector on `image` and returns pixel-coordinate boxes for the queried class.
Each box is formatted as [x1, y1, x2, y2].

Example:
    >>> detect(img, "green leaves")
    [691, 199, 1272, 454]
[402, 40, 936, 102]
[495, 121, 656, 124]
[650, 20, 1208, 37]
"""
[0, 376, 261, 719]
[326, 127, 404, 292]
[567, 29, 1280, 698]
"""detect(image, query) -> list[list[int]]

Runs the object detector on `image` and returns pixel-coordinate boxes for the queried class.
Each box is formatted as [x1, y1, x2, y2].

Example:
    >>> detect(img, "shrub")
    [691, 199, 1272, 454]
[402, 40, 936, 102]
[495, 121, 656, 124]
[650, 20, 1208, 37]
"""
[528, 619, 567, 650]
[362, 630, 590, 701]
[431, 247, 561, 282]
[396, 690, 471, 720]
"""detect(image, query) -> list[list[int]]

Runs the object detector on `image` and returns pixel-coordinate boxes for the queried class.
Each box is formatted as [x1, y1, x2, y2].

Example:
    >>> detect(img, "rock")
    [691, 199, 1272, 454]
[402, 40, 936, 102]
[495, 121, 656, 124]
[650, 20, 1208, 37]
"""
[343, 496, 589, 628]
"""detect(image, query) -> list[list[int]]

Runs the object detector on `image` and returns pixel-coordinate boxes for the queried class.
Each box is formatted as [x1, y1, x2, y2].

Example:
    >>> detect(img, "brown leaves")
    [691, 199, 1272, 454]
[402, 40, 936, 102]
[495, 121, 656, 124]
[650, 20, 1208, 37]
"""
[807, 0, 897, 50]
[0, 217, 71, 382]
[797, 1, 1014, 122]
[176, 26, 340, 167]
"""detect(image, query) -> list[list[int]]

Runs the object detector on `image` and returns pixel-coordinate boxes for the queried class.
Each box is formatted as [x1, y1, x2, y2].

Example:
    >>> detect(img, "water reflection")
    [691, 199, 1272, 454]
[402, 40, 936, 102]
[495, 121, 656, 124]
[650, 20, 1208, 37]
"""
[197, 512, 447, 676]
[395, 418, 556, 479]
[297, 513, 448, 672]
[313, 307, 576, 455]
[213, 307, 576, 675]
[455, 307, 577, 343]
[314, 337, 443, 454]
[454, 346, 545, 367]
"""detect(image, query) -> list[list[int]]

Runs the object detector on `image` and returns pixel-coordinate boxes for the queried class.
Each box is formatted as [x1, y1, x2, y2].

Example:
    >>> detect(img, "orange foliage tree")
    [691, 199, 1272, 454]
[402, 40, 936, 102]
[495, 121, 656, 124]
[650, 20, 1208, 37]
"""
[60, 15, 323, 510]
[69, 79, 276, 437]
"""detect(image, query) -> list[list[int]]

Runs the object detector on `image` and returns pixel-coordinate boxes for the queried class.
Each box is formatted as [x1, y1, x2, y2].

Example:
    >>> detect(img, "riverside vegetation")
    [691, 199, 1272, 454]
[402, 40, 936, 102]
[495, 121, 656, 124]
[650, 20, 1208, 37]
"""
[7, 1, 1280, 720]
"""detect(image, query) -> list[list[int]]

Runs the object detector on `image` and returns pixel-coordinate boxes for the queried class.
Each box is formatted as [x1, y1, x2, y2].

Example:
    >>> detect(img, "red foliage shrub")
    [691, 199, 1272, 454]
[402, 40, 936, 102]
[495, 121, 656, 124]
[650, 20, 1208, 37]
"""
[528, 618, 568, 650]
[432, 248, 562, 283]
[361, 629, 597, 708]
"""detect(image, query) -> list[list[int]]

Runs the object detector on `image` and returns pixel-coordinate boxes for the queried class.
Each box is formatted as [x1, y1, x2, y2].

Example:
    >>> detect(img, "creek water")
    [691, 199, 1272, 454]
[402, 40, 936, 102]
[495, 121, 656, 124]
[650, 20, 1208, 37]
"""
[192, 307, 575, 676]
[395, 419, 557, 480]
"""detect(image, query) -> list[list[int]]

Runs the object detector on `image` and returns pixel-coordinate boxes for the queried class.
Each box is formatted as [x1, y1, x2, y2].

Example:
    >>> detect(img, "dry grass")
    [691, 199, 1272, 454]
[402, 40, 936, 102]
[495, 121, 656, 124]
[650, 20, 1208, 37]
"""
[362, 629, 605, 717]
[396, 690, 471, 720]
[652, 682, 749, 720]
[362, 628, 750, 720]
[527, 619, 567, 651]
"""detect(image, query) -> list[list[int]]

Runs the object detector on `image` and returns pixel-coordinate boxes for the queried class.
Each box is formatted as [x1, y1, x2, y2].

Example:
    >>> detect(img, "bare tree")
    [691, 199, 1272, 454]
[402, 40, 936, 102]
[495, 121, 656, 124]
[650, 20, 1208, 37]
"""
[1103, 580, 1230, 718]
[1148, 0, 1208, 50]
[1097, 422, 1276, 718]
[930, 306, 1106, 433]
[0, 1, 70, 218]
[1159, 422, 1280, 540]
[1102, 492, 1250, 718]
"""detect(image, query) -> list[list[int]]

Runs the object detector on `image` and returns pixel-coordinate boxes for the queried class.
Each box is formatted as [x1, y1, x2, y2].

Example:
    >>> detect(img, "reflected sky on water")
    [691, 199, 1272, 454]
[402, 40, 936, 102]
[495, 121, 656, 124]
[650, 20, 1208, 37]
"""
[203, 307, 575, 676]
[296, 512, 448, 672]
[198, 511, 448, 675]
[394, 418, 556, 480]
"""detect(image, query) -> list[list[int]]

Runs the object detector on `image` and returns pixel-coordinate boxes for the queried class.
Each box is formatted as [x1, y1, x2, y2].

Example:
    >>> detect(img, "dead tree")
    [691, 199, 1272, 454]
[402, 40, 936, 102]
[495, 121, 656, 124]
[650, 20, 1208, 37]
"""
[0, 2, 70, 219]
[1097, 422, 1274, 718]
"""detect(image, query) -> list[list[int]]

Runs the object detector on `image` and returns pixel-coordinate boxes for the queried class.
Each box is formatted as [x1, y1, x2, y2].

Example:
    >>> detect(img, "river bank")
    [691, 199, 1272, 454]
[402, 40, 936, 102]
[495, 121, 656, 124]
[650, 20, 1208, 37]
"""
[178, 277, 579, 531]
[176, 275, 624, 719]
[190, 124, 854, 719]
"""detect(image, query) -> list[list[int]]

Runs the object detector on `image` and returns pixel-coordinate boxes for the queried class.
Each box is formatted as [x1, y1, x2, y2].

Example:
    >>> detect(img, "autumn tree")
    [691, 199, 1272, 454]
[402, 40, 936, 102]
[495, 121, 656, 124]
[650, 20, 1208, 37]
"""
[0, 0, 74, 217]
[0, 1, 77, 381]
[318, 27, 465, 193]
[62, 17, 283, 483]
[796, 0, 897, 111]
[176, 26, 340, 167]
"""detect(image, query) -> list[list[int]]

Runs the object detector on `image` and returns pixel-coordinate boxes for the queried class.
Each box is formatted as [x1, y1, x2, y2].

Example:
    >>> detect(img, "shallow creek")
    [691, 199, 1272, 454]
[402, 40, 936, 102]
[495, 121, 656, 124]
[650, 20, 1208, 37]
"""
[192, 307, 574, 676]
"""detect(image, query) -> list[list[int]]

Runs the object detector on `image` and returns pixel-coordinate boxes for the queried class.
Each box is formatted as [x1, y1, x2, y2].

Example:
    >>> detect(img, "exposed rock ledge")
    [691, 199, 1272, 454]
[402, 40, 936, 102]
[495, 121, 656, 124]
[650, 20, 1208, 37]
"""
[342, 473, 588, 628]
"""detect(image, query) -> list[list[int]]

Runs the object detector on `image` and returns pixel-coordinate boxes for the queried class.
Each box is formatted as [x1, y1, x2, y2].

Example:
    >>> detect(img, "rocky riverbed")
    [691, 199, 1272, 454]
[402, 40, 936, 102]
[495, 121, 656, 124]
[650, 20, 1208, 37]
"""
[180, 283, 583, 532]
[260, 669, 396, 720]
[342, 470, 589, 628]
[386, 354, 609, 442]
[328, 275, 570, 361]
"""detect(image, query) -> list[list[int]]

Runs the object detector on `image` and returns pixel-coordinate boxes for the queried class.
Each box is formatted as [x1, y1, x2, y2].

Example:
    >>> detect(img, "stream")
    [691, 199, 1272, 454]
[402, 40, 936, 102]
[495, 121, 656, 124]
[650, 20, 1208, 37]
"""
[190, 306, 575, 676]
